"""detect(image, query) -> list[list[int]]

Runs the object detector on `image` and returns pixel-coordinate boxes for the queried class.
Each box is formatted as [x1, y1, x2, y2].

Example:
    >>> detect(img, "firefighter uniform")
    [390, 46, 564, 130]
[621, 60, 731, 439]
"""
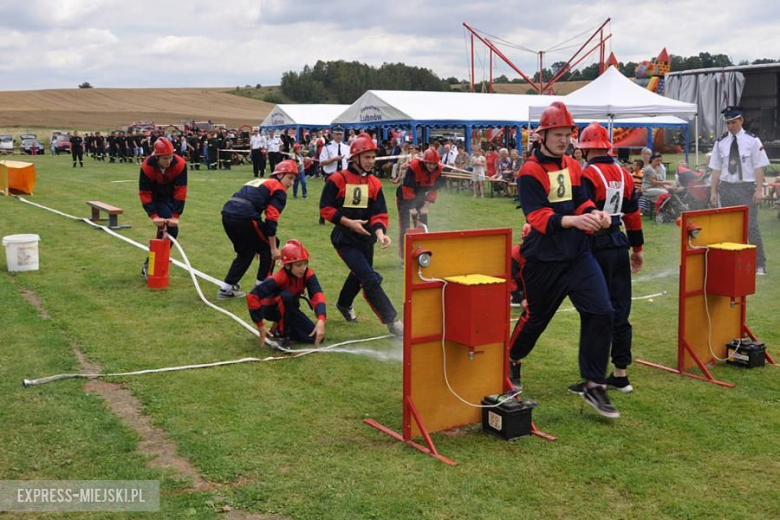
[319, 166, 397, 325]
[510, 149, 613, 384]
[138, 154, 188, 239]
[247, 266, 326, 344]
[396, 152, 443, 258]
[581, 155, 644, 371]
[221, 177, 287, 285]
[70, 134, 84, 167]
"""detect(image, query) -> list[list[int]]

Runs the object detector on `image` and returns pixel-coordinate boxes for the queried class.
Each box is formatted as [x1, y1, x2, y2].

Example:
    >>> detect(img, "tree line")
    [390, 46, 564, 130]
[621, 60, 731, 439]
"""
[280, 60, 450, 104]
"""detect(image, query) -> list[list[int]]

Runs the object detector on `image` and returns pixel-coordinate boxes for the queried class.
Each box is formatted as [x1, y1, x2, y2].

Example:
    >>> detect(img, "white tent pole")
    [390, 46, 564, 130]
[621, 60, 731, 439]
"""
[695, 114, 700, 167]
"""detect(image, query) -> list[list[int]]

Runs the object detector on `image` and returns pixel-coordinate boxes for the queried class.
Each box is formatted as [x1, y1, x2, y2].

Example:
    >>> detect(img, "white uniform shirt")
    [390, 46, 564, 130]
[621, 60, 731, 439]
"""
[441, 148, 458, 166]
[708, 128, 769, 183]
[320, 139, 349, 174]
[250, 134, 266, 150]
[267, 136, 281, 153]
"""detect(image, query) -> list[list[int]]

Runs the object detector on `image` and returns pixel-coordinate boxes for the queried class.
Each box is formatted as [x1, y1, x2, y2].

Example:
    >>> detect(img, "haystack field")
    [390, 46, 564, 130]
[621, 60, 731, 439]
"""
[0, 87, 274, 130]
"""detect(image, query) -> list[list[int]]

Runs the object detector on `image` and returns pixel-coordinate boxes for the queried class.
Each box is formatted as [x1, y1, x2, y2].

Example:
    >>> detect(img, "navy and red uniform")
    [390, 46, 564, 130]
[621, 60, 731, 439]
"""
[581, 156, 644, 371]
[395, 158, 443, 258]
[319, 166, 397, 324]
[221, 178, 287, 285]
[138, 154, 188, 239]
[510, 150, 613, 384]
[247, 268, 326, 343]
[510, 244, 525, 305]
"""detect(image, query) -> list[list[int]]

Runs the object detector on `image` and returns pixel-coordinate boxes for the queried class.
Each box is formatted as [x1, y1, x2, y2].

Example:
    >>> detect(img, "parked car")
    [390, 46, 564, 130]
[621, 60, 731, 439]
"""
[0, 134, 14, 155]
[20, 134, 45, 155]
[51, 132, 71, 154]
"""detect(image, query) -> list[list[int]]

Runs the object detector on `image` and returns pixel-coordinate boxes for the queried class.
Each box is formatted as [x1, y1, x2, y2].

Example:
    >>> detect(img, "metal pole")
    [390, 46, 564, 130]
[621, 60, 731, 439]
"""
[695, 114, 700, 167]
[490, 49, 494, 93]
[471, 34, 475, 93]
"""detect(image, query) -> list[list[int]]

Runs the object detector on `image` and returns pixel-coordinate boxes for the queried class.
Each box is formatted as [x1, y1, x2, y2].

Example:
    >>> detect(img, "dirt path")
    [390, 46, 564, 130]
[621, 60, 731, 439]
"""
[17, 284, 285, 519]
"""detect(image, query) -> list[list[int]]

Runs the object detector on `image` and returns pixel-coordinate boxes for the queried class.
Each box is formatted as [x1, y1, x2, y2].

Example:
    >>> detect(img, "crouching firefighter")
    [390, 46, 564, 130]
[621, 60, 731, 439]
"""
[139, 137, 187, 278]
[575, 121, 644, 394]
[319, 133, 404, 337]
[247, 240, 326, 349]
[218, 159, 299, 299]
[396, 148, 443, 259]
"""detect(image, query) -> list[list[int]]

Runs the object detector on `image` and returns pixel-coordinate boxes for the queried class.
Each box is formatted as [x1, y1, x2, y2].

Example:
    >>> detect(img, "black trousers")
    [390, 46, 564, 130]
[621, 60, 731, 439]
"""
[336, 241, 397, 324]
[268, 152, 282, 173]
[509, 252, 613, 384]
[251, 149, 266, 177]
[592, 245, 633, 369]
[260, 291, 316, 343]
[71, 147, 83, 164]
[222, 215, 276, 285]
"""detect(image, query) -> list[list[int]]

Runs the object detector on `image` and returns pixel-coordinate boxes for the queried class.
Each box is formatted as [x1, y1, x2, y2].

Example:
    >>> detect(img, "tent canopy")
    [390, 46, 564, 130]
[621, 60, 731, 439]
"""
[259, 104, 350, 130]
[332, 90, 560, 128]
[529, 67, 698, 120]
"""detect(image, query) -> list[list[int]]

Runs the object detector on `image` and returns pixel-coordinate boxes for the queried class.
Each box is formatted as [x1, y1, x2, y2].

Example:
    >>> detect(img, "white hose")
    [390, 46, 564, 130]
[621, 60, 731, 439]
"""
[13, 195, 397, 386]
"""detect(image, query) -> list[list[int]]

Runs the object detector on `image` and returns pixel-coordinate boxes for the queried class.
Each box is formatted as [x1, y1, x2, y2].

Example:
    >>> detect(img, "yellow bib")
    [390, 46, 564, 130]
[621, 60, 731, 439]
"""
[547, 168, 572, 203]
[244, 178, 267, 188]
[344, 183, 369, 209]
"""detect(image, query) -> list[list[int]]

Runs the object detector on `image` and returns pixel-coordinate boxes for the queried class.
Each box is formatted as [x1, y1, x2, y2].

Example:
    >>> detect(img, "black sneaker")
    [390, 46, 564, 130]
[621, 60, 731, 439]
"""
[141, 258, 149, 280]
[605, 373, 634, 393]
[275, 337, 291, 351]
[568, 381, 586, 395]
[509, 359, 522, 390]
[337, 304, 358, 323]
[582, 385, 620, 419]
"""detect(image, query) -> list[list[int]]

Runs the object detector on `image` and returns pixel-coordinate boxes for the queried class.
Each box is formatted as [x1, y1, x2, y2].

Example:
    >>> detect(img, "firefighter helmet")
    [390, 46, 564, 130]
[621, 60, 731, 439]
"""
[349, 133, 377, 158]
[422, 148, 440, 165]
[536, 101, 576, 132]
[153, 136, 175, 156]
[280, 239, 309, 265]
[578, 121, 612, 150]
[272, 159, 300, 178]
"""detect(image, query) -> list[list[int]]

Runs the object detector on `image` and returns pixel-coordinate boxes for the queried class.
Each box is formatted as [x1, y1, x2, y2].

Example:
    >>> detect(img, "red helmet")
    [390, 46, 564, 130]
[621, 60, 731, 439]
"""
[578, 122, 612, 150]
[272, 159, 300, 178]
[422, 148, 440, 165]
[536, 101, 576, 132]
[153, 136, 175, 156]
[349, 133, 377, 158]
[280, 239, 309, 265]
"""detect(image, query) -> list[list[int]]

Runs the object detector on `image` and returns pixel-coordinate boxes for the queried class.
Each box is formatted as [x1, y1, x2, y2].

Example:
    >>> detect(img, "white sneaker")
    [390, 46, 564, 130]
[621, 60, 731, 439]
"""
[756, 267, 767, 276]
[217, 284, 246, 299]
[387, 319, 404, 337]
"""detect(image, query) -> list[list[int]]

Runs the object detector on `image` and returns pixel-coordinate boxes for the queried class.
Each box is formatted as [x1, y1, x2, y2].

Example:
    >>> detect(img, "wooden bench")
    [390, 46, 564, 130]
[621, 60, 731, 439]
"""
[87, 201, 130, 229]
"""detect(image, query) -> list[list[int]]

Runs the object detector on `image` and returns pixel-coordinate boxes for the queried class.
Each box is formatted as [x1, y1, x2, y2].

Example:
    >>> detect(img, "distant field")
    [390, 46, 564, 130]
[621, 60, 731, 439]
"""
[0, 87, 274, 132]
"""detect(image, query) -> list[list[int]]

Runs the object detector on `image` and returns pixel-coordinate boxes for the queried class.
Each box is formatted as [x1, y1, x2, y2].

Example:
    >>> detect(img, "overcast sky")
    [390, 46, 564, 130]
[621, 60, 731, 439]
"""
[1, 0, 778, 91]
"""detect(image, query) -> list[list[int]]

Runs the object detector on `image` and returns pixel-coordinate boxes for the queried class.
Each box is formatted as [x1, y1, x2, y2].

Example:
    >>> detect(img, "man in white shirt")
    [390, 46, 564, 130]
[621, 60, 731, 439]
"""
[319, 127, 348, 177]
[250, 129, 267, 178]
[440, 140, 458, 172]
[317, 126, 348, 224]
[267, 131, 282, 172]
[709, 107, 769, 275]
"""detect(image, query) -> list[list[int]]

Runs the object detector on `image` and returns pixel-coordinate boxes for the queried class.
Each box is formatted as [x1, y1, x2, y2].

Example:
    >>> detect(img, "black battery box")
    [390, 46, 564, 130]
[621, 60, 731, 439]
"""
[726, 339, 766, 369]
[481, 394, 534, 441]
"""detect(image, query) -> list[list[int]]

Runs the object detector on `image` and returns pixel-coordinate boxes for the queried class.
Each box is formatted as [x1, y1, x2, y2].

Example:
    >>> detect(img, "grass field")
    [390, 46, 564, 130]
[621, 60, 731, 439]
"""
[1, 154, 779, 519]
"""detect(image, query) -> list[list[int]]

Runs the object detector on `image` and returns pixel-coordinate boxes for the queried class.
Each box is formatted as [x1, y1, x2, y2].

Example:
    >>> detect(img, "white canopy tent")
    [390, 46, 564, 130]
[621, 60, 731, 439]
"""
[332, 90, 560, 152]
[529, 67, 700, 163]
[259, 104, 350, 137]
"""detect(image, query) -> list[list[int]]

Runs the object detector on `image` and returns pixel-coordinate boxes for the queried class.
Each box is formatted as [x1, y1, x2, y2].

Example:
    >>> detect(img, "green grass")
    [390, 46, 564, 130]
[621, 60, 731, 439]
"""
[1, 154, 779, 519]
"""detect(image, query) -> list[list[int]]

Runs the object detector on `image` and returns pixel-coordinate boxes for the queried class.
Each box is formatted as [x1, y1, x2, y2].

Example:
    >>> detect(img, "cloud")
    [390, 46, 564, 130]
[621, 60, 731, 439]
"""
[0, 0, 778, 90]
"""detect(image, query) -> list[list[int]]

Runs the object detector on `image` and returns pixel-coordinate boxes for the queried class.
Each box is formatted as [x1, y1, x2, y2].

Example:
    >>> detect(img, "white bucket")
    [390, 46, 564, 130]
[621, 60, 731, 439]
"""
[2, 234, 41, 272]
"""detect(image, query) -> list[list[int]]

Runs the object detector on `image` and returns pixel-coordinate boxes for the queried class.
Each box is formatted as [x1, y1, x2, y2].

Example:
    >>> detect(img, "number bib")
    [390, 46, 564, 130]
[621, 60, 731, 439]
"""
[547, 168, 572, 203]
[244, 178, 267, 188]
[591, 164, 625, 216]
[344, 184, 369, 209]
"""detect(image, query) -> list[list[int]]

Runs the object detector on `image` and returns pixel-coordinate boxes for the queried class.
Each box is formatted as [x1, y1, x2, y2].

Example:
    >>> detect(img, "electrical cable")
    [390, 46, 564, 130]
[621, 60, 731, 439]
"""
[416, 266, 520, 409]
[688, 238, 741, 362]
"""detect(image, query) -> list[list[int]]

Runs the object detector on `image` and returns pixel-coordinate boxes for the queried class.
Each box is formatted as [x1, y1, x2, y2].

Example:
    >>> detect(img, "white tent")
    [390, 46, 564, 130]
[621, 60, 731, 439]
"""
[332, 90, 559, 128]
[529, 67, 699, 163]
[259, 104, 350, 131]
[528, 67, 697, 120]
